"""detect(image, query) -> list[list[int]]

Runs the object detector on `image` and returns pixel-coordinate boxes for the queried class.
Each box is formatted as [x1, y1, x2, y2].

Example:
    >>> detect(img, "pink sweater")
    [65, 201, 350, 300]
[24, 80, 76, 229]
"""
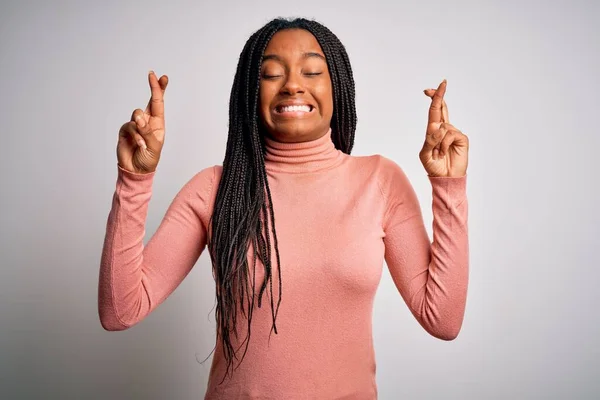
[98, 129, 469, 399]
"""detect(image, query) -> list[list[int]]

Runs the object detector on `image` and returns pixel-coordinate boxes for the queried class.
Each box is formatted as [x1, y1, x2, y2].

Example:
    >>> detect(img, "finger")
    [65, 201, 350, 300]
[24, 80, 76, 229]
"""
[439, 122, 457, 131]
[131, 108, 159, 149]
[433, 124, 452, 159]
[439, 130, 458, 158]
[131, 108, 150, 133]
[436, 122, 453, 148]
[145, 73, 169, 115]
[120, 121, 147, 150]
[144, 71, 168, 118]
[432, 147, 440, 160]
[435, 126, 448, 159]
[144, 71, 168, 117]
[424, 87, 449, 123]
[427, 79, 447, 124]
[441, 98, 449, 123]
[423, 122, 444, 152]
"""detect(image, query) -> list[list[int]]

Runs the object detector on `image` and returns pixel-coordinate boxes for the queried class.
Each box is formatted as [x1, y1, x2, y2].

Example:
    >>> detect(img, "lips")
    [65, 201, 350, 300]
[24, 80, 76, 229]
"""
[274, 101, 315, 114]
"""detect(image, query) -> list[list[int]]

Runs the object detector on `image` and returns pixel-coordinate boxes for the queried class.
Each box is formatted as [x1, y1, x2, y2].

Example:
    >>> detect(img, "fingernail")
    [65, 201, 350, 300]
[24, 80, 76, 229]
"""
[149, 70, 154, 76]
[136, 115, 145, 128]
[138, 140, 147, 149]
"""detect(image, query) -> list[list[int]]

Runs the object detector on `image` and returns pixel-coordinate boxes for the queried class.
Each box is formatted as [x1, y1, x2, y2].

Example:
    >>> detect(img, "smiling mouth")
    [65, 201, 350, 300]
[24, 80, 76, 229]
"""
[275, 104, 314, 114]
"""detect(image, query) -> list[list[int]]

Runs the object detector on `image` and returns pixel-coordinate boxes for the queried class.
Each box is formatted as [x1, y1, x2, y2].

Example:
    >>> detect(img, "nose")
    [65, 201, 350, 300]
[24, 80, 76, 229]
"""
[280, 72, 305, 96]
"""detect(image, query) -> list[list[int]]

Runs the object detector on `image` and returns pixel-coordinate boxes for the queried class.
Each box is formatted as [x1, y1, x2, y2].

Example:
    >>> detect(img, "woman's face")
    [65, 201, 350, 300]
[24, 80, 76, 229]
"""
[259, 29, 333, 143]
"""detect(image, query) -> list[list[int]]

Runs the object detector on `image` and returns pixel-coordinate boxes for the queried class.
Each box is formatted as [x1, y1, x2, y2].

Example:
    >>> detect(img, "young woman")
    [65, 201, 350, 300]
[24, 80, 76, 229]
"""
[99, 17, 470, 399]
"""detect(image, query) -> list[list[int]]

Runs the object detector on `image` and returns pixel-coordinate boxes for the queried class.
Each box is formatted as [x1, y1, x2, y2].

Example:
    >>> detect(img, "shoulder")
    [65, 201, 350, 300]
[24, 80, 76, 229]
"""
[358, 154, 415, 202]
[348, 153, 409, 186]
[346, 153, 403, 171]
[179, 164, 222, 200]
[190, 164, 222, 184]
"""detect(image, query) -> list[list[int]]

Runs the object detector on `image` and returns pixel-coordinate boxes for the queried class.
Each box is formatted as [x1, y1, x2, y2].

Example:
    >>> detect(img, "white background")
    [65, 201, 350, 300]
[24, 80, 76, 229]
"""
[1, 0, 598, 398]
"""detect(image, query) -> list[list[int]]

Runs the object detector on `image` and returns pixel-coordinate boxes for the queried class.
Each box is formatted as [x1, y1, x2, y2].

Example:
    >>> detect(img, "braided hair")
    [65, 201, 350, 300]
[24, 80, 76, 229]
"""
[205, 17, 357, 383]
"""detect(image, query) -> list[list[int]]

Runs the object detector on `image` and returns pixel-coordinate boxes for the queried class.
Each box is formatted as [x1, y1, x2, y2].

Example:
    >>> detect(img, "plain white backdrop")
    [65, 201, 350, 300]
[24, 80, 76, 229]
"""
[1, 0, 598, 398]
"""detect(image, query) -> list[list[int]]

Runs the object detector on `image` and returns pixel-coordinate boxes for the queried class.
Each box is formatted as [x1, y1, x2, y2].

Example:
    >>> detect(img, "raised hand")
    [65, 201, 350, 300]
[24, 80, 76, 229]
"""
[419, 79, 469, 178]
[117, 71, 169, 174]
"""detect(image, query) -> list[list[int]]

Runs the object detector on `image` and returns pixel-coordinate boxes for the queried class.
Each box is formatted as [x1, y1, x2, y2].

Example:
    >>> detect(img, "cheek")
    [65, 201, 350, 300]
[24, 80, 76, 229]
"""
[258, 85, 273, 120]
[316, 81, 334, 116]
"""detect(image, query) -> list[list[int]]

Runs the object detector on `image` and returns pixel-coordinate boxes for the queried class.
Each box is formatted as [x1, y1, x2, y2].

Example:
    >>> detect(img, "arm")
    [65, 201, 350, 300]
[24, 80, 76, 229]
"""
[98, 164, 216, 331]
[380, 158, 469, 340]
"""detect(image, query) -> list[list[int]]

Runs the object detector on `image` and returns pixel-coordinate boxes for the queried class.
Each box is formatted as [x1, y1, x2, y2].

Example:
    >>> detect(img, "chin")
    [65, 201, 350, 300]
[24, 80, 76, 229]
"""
[265, 123, 325, 143]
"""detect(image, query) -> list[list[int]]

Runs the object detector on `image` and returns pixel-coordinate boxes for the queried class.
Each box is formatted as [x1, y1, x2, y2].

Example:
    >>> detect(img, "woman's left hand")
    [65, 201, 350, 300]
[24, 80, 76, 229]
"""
[419, 79, 469, 178]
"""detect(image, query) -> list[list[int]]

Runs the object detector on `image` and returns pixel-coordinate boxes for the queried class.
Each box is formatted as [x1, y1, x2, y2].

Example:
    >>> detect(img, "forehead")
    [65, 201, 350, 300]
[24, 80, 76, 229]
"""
[264, 29, 324, 56]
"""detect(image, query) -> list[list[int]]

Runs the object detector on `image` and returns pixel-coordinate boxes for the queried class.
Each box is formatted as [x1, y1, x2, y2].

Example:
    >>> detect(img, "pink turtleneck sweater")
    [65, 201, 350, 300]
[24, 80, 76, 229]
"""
[98, 129, 469, 399]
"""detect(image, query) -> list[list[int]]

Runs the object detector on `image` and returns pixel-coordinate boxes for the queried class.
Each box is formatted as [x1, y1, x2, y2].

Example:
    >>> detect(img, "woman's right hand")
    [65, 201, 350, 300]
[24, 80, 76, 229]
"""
[117, 71, 169, 174]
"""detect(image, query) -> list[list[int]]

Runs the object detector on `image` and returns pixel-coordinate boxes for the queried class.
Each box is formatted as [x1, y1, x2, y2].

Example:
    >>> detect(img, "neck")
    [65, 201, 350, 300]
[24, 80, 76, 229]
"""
[263, 128, 343, 173]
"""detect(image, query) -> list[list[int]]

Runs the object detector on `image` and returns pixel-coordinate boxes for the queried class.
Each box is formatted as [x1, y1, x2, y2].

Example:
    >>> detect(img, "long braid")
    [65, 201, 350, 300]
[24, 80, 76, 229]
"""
[206, 17, 357, 384]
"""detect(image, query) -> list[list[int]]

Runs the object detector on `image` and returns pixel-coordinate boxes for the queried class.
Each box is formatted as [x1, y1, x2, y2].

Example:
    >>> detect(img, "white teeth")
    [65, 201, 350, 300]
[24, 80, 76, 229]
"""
[279, 105, 311, 113]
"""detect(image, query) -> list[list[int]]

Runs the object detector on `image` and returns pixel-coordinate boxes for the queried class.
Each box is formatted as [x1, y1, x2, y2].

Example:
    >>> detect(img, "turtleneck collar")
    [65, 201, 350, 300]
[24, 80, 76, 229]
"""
[263, 128, 343, 173]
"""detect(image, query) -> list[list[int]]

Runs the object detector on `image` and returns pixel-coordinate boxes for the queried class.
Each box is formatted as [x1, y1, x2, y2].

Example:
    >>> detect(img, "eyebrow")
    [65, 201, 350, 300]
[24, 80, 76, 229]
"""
[262, 52, 326, 62]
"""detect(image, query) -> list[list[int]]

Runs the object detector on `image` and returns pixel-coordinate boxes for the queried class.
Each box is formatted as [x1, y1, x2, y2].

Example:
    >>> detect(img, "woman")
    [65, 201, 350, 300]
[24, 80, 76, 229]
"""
[99, 17, 469, 399]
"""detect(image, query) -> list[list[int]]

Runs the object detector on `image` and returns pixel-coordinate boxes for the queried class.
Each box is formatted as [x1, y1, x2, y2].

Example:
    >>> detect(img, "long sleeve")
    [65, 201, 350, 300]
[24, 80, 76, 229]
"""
[98, 164, 216, 331]
[379, 158, 469, 340]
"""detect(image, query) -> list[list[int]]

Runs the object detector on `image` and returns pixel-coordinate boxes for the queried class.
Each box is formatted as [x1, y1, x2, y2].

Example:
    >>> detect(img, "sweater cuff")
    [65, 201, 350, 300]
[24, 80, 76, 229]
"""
[428, 174, 467, 208]
[117, 164, 156, 193]
[117, 163, 156, 180]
